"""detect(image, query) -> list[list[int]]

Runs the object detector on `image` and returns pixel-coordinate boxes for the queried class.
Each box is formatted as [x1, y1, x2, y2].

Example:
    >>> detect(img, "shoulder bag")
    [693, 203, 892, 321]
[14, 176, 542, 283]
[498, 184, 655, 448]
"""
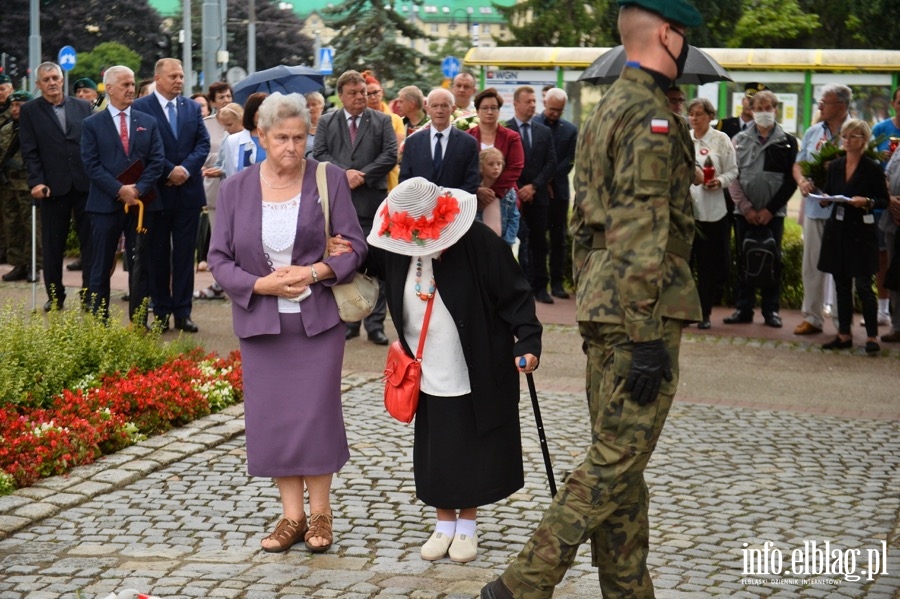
[315, 161, 380, 322]
[383, 294, 435, 424]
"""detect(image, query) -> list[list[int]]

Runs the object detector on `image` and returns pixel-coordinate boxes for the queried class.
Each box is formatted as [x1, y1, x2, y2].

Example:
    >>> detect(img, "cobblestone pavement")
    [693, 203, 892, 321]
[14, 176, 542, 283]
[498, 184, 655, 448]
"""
[1, 358, 898, 599]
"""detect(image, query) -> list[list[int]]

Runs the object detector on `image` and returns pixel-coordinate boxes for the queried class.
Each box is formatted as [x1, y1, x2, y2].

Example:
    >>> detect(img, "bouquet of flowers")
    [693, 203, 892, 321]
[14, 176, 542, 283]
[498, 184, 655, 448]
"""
[799, 135, 887, 190]
[452, 107, 479, 131]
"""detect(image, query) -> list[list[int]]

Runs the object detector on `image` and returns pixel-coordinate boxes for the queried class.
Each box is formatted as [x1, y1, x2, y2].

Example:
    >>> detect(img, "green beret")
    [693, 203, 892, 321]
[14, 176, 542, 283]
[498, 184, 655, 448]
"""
[618, 0, 703, 28]
[744, 82, 769, 97]
[0, 74, 11, 85]
[73, 77, 98, 91]
[11, 90, 32, 102]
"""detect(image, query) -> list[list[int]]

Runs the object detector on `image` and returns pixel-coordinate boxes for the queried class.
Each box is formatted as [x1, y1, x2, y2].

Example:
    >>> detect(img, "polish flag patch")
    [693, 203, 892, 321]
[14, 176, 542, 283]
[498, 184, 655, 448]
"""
[651, 119, 669, 134]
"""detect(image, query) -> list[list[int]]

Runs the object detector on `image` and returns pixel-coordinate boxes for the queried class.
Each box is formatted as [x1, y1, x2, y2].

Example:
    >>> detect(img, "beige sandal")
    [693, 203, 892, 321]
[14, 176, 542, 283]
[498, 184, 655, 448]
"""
[261, 515, 308, 553]
[304, 512, 333, 553]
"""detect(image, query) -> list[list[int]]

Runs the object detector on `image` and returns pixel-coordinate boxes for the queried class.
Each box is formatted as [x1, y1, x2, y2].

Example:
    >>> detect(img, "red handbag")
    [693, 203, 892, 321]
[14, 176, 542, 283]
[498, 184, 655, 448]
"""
[383, 294, 435, 424]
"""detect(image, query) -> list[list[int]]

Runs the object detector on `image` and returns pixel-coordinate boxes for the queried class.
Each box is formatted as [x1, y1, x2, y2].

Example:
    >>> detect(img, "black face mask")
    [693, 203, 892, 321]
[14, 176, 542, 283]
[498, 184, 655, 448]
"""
[665, 27, 689, 79]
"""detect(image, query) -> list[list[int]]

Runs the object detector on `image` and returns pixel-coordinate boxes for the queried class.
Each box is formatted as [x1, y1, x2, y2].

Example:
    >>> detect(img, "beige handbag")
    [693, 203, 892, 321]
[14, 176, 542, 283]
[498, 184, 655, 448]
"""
[316, 162, 379, 322]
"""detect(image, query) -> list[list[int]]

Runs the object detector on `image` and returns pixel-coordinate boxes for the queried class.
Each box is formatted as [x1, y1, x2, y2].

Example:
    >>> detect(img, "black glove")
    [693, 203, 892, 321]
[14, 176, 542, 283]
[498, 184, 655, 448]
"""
[623, 339, 673, 406]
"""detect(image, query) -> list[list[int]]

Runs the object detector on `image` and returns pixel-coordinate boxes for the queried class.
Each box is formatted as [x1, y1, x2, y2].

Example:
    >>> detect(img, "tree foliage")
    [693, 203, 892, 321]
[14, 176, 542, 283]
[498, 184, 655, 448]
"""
[71, 42, 142, 83]
[226, 0, 315, 71]
[495, 1, 619, 47]
[323, 0, 435, 91]
[687, 0, 744, 48]
[0, 0, 165, 79]
[728, 0, 820, 48]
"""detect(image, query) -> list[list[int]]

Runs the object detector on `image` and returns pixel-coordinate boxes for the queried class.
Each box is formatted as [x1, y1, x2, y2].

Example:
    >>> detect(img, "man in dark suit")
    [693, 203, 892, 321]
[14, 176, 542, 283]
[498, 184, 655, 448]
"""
[313, 69, 398, 345]
[19, 62, 94, 311]
[533, 87, 578, 299]
[399, 88, 479, 193]
[81, 65, 165, 324]
[507, 85, 557, 304]
[133, 58, 211, 333]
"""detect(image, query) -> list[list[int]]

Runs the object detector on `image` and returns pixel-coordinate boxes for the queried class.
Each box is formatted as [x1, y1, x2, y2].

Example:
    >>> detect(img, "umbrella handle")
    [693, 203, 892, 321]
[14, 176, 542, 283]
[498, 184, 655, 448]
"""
[124, 200, 147, 233]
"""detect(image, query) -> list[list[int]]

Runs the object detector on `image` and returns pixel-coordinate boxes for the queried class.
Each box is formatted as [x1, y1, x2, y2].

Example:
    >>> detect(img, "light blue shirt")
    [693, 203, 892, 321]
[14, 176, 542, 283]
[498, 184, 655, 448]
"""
[796, 120, 845, 220]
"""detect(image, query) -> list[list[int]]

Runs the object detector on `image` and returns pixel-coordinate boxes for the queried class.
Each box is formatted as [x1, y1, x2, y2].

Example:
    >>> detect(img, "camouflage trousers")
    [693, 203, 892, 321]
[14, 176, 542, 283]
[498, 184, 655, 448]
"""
[501, 318, 683, 599]
[1, 184, 41, 269]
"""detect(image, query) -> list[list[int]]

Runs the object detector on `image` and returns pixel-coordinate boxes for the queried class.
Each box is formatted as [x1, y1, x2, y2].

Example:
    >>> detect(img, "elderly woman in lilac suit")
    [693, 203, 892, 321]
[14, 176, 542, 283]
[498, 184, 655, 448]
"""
[208, 93, 367, 554]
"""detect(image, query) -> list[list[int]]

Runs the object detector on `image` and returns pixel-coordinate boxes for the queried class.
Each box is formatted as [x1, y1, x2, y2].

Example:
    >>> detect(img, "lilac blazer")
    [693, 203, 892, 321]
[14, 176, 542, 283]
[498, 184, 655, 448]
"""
[208, 158, 367, 339]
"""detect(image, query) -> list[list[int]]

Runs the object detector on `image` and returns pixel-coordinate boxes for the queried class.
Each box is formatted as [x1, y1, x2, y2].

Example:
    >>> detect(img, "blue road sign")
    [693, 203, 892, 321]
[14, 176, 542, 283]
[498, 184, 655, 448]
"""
[58, 46, 77, 72]
[442, 56, 461, 80]
[318, 48, 334, 76]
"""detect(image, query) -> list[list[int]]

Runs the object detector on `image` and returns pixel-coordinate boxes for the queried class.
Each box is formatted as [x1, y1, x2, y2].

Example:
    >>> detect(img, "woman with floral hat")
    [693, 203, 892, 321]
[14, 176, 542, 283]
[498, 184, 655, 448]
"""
[338, 176, 542, 563]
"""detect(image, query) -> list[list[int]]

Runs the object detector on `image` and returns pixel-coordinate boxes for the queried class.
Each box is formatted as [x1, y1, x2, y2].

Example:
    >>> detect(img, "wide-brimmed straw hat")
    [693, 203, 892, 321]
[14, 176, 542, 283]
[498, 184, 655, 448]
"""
[367, 177, 477, 256]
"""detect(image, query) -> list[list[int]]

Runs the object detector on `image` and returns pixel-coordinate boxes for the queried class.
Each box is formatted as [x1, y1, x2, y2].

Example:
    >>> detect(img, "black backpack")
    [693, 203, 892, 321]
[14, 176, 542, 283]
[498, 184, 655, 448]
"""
[743, 229, 777, 288]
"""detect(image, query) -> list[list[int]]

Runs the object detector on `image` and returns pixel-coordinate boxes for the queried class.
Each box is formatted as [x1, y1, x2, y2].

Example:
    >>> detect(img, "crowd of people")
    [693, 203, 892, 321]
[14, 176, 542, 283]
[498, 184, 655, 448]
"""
[0, 0, 898, 594]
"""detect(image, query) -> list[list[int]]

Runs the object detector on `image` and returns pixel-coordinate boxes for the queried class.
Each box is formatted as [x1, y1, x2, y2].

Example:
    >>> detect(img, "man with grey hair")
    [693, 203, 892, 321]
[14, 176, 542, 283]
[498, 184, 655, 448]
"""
[399, 88, 479, 192]
[19, 61, 94, 310]
[533, 87, 578, 299]
[81, 65, 165, 323]
[451, 72, 477, 112]
[792, 83, 852, 335]
[397, 85, 429, 136]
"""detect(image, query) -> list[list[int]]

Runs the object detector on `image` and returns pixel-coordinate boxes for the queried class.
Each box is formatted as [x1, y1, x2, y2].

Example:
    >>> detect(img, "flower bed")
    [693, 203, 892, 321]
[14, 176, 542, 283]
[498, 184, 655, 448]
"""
[0, 350, 242, 495]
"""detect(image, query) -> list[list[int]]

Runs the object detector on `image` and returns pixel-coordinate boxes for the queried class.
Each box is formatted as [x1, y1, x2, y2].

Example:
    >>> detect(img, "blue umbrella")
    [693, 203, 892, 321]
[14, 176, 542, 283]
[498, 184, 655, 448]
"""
[232, 65, 325, 104]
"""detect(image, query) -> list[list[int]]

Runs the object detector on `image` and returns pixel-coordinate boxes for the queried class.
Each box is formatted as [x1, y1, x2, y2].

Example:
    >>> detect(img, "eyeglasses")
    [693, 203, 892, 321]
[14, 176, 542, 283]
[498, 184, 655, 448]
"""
[478, 105, 500, 112]
[366, 89, 382, 97]
[668, 98, 686, 105]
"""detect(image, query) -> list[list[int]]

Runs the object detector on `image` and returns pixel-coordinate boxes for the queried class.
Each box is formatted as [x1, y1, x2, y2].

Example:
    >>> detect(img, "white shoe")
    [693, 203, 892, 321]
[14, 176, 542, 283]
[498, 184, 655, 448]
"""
[448, 532, 478, 563]
[878, 312, 891, 326]
[421, 531, 453, 561]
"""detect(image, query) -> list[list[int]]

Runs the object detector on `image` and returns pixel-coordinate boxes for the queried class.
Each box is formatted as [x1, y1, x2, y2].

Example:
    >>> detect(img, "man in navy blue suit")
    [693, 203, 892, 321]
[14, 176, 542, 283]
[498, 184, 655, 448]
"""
[399, 88, 479, 193]
[81, 65, 165, 324]
[533, 87, 578, 299]
[133, 58, 210, 332]
[506, 86, 557, 304]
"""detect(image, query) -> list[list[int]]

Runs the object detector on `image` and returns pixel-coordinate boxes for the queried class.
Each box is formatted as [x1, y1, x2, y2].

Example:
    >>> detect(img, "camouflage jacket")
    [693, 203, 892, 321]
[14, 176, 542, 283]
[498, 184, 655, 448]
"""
[0, 119, 27, 190]
[571, 66, 701, 342]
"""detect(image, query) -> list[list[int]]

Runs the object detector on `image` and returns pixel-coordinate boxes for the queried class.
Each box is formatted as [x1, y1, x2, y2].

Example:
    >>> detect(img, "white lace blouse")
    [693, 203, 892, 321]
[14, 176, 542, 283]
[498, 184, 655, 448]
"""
[262, 196, 302, 313]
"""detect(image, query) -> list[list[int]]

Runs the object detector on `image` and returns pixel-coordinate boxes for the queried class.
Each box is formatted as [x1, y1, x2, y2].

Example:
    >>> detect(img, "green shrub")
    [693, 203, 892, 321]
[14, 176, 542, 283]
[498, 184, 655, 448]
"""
[0, 301, 197, 409]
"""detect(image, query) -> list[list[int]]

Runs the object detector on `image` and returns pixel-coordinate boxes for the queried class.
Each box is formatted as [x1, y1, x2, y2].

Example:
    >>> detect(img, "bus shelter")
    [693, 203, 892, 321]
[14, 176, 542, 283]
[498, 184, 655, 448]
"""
[463, 47, 900, 135]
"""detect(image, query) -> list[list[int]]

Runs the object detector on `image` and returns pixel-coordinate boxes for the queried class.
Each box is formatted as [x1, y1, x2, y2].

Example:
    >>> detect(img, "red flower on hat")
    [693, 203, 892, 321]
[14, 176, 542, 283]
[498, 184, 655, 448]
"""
[379, 193, 460, 246]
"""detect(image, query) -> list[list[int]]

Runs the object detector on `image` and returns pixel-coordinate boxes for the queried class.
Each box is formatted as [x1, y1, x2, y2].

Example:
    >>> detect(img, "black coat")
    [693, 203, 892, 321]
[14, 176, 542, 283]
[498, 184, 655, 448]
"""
[366, 221, 542, 435]
[506, 118, 557, 206]
[19, 96, 93, 195]
[818, 156, 889, 278]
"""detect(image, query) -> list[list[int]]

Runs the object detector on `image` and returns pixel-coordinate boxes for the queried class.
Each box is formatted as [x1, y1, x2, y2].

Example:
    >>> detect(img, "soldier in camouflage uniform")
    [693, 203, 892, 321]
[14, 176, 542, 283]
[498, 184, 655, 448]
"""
[0, 74, 13, 264]
[482, 1, 703, 598]
[0, 91, 41, 281]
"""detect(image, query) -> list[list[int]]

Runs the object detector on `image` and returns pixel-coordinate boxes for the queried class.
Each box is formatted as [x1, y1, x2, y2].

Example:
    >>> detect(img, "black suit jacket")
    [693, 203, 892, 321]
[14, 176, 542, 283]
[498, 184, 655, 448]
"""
[533, 114, 578, 202]
[19, 96, 93, 195]
[506, 118, 557, 205]
[132, 94, 210, 212]
[716, 116, 751, 139]
[399, 126, 480, 193]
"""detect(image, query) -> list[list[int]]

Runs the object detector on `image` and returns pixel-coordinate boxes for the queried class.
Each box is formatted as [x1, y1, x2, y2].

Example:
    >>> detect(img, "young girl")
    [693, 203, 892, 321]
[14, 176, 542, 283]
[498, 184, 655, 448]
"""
[479, 147, 520, 246]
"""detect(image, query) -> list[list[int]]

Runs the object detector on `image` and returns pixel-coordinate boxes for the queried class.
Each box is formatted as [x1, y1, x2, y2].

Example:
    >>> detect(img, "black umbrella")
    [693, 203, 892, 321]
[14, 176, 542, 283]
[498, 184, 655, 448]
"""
[232, 65, 325, 104]
[579, 45, 732, 86]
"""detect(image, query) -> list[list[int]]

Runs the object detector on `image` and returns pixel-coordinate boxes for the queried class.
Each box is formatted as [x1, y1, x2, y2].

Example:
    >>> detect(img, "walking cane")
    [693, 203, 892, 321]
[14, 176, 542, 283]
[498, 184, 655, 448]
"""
[520, 357, 557, 498]
[31, 189, 46, 312]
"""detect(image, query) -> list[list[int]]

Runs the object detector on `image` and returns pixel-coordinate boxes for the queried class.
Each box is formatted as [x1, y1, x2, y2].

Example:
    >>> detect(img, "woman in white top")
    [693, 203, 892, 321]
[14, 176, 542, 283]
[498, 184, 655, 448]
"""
[218, 92, 268, 178]
[688, 98, 739, 329]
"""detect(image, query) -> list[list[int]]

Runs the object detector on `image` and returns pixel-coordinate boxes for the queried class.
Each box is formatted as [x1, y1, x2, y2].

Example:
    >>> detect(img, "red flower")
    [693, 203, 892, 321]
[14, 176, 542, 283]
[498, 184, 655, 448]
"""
[379, 193, 460, 246]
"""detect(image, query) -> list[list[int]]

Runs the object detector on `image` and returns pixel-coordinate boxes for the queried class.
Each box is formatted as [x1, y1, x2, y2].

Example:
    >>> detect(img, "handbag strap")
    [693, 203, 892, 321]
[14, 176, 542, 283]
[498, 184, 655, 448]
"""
[415, 294, 435, 361]
[316, 161, 331, 260]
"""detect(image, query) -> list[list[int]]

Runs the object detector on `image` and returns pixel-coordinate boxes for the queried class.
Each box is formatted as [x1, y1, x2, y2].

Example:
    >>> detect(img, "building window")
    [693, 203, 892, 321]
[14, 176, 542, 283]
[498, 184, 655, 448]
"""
[480, 6, 492, 14]
[431, 23, 439, 33]
[483, 24, 490, 34]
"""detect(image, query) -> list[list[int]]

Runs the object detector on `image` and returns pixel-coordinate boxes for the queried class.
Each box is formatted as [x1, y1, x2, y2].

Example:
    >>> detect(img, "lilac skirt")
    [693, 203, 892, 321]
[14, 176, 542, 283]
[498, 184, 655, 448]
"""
[239, 312, 349, 478]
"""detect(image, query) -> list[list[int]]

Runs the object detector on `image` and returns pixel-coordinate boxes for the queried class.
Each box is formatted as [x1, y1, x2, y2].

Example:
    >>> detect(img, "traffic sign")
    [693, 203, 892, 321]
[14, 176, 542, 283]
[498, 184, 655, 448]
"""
[58, 46, 77, 72]
[442, 56, 461, 80]
[318, 48, 334, 76]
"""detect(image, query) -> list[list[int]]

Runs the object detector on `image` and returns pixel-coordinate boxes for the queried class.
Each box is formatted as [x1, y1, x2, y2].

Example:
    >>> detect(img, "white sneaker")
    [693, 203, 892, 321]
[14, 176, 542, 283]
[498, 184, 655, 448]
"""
[421, 531, 453, 561]
[448, 532, 478, 563]
[878, 312, 891, 326]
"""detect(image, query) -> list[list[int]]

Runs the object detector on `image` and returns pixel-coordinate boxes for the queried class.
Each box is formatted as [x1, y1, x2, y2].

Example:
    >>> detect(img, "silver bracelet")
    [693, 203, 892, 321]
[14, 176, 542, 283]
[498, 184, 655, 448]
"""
[310, 264, 319, 284]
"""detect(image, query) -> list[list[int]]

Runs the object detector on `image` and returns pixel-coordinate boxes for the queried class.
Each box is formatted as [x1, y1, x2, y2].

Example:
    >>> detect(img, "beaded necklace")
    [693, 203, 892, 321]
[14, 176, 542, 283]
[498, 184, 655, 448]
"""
[414, 256, 435, 301]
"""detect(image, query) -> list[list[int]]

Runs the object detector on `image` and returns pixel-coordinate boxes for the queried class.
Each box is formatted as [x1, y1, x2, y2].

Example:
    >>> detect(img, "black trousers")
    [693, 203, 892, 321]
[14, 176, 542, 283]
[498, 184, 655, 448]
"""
[733, 215, 783, 316]
[40, 190, 91, 304]
[548, 195, 569, 289]
[835, 274, 879, 338]
[149, 206, 201, 320]
[518, 200, 550, 292]
[691, 216, 730, 319]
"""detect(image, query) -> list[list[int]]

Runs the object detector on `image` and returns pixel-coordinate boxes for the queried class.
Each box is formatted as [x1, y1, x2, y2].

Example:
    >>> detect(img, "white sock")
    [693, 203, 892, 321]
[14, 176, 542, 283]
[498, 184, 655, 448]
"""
[879, 298, 890, 314]
[436, 520, 456, 537]
[455, 518, 477, 538]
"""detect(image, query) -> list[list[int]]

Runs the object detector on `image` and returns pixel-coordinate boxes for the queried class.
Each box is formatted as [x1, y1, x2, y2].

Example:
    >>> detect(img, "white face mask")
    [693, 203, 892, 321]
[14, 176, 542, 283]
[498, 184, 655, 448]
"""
[753, 110, 776, 128]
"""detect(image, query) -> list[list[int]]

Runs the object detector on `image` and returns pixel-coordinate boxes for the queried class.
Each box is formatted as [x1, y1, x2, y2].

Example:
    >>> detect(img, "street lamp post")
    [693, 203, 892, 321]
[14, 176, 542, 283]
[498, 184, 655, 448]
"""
[451, 7, 476, 47]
